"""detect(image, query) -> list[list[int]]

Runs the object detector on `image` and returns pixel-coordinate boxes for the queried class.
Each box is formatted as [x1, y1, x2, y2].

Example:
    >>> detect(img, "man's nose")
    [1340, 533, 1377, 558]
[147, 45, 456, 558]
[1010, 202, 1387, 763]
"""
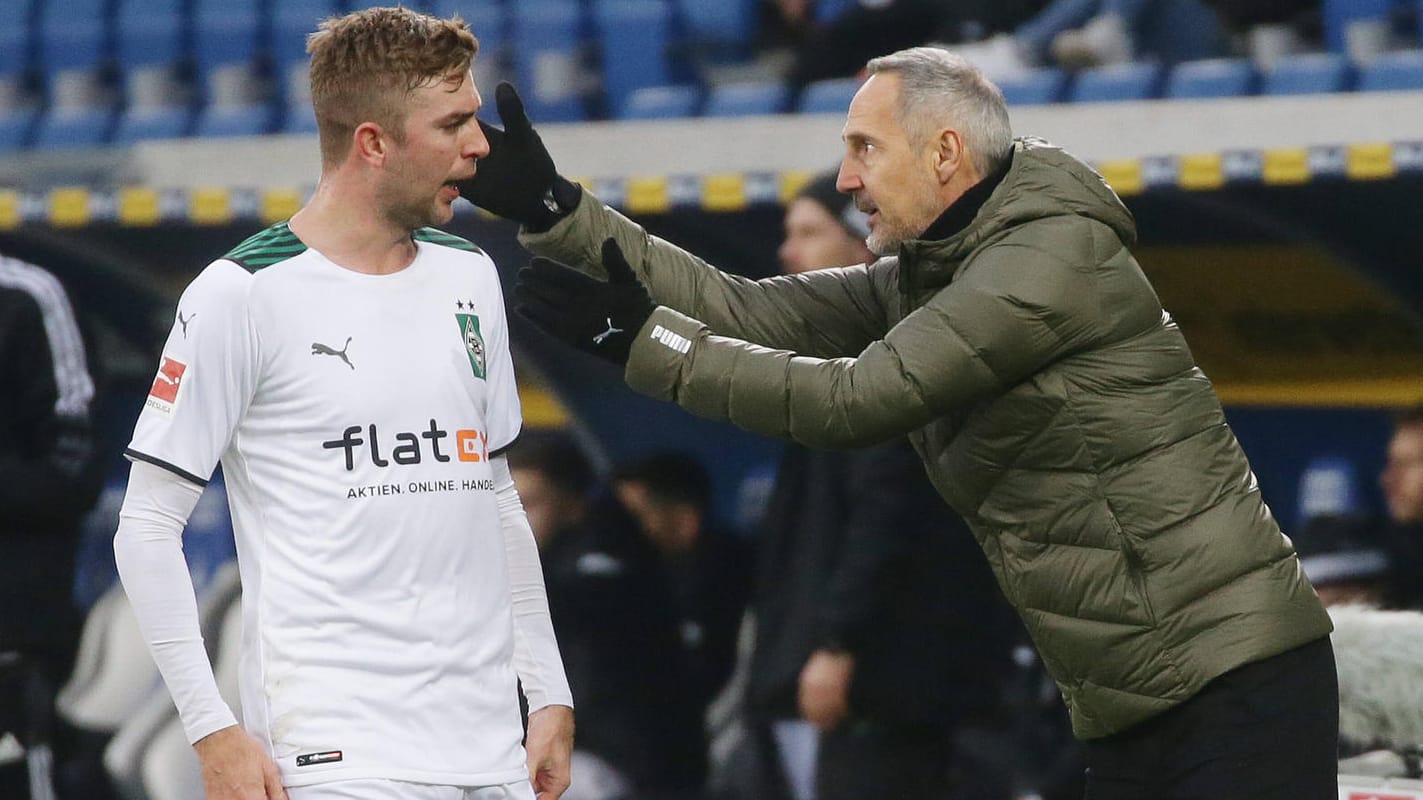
[835, 161, 861, 193]
[467, 122, 490, 160]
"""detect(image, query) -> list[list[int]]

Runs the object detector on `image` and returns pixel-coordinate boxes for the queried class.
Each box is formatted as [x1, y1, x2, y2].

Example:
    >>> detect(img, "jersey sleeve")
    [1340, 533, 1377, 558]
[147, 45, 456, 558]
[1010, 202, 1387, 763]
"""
[127, 260, 260, 485]
[480, 256, 521, 455]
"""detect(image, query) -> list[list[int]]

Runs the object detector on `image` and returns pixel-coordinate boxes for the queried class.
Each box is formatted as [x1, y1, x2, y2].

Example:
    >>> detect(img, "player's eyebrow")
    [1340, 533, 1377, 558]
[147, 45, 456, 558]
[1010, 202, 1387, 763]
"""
[438, 110, 476, 127]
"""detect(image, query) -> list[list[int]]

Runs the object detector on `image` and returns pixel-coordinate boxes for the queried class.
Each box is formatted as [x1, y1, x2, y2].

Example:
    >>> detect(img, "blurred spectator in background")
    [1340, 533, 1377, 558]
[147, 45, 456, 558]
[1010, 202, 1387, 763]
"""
[768, 0, 1047, 88]
[0, 254, 102, 799]
[955, 0, 1227, 75]
[729, 171, 1020, 800]
[612, 452, 753, 721]
[1294, 514, 1392, 608]
[510, 430, 708, 800]
[1379, 405, 1423, 610]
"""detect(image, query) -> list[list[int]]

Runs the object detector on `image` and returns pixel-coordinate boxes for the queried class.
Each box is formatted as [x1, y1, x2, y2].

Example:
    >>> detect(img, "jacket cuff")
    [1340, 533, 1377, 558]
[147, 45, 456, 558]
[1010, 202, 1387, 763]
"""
[625, 306, 703, 402]
[518, 189, 639, 278]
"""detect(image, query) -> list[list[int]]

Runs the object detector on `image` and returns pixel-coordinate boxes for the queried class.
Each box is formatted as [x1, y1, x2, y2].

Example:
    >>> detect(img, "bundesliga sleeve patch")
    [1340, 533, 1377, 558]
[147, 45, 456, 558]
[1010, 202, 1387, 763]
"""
[145, 356, 188, 416]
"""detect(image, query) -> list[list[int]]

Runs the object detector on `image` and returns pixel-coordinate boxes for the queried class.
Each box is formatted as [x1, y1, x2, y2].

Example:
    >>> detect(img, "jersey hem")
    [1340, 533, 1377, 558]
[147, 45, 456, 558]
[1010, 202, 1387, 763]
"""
[279, 764, 530, 788]
[124, 447, 209, 487]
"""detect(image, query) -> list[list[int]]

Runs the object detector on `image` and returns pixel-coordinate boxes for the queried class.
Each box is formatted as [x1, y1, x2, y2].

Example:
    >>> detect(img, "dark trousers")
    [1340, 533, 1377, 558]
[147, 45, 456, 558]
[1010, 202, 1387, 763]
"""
[1083, 636, 1338, 800]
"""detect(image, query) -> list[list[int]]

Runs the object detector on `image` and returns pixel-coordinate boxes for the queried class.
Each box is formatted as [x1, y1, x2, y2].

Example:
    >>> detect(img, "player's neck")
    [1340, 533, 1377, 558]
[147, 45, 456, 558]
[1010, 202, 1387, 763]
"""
[289, 177, 418, 276]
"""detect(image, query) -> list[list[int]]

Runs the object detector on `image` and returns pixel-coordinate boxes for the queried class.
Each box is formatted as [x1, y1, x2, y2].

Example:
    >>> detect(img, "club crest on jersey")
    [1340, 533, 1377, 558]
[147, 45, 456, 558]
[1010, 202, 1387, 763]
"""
[145, 356, 187, 416]
[455, 313, 486, 380]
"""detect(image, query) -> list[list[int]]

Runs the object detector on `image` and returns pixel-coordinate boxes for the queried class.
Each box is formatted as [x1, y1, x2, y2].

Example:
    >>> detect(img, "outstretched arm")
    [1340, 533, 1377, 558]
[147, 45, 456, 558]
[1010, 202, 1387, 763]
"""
[463, 82, 888, 358]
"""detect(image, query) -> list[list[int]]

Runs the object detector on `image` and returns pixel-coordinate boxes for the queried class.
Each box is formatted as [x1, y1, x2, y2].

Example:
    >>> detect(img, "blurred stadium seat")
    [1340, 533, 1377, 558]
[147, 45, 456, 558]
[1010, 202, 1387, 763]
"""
[1069, 61, 1164, 102]
[815, 0, 858, 23]
[0, 108, 38, 153]
[31, 105, 116, 150]
[191, 0, 270, 139]
[513, 0, 589, 122]
[113, 0, 195, 144]
[437, 0, 509, 96]
[1262, 52, 1354, 95]
[272, 0, 342, 135]
[1165, 58, 1257, 99]
[115, 0, 186, 70]
[595, 0, 679, 118]
[113, 105, 192, 144]
[1321, 0, 1392, 55]
[38, 0, 110, 74]
[0, 0, 33, 84]
[619, 84, 701, 119]
[674, 0, 758, 63]
[797, 76, 862, 114]
[193, 0, 264, 83]
[195, 102, 277, 138]
[1357, 49, 1423, 92]
[997, 68, 1068, 106]
[703, 80, 789, 117]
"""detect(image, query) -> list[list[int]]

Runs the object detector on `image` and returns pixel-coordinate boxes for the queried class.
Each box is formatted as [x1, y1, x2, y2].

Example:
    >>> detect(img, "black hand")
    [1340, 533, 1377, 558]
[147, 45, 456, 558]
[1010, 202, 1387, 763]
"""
[515, 239, 656, 365]
[459, 83, 581, 230]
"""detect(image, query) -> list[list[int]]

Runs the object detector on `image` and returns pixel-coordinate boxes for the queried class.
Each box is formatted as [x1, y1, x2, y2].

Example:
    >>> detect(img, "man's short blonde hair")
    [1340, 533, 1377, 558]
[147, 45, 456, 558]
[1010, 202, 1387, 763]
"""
[306, 6, 479, 166]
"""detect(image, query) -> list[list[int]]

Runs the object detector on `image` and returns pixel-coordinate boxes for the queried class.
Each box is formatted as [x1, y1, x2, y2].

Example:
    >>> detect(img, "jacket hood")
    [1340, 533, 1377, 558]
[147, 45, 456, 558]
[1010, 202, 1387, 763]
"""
[899, 137, 1137, 289]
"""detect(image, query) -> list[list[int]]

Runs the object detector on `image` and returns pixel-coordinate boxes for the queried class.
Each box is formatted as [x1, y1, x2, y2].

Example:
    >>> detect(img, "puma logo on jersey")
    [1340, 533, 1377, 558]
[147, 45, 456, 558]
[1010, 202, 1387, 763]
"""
[592, 318, 623, 346]
[311, 337, 354, 370]
[178, 311, 195, 339]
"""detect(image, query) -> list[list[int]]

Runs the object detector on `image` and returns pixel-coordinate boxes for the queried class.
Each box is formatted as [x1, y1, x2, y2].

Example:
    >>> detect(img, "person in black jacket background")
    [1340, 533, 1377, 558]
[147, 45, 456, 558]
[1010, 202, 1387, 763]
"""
[612, 452, 753, 729]
[509, 430, 707, 800]
[0, 254, 103, 800]
[741, 173, 1021, 800]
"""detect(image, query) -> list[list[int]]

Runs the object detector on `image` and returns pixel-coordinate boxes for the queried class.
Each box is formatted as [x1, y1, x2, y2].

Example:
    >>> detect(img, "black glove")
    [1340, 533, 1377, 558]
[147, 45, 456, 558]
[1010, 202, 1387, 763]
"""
[515, 239, 656, 365]
[460, 82, 581, 231]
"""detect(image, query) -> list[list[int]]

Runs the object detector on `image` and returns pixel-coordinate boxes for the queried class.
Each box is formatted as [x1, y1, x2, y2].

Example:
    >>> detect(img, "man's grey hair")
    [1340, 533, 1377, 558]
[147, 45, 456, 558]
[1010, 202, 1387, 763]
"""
[866, 46, 1013, 178]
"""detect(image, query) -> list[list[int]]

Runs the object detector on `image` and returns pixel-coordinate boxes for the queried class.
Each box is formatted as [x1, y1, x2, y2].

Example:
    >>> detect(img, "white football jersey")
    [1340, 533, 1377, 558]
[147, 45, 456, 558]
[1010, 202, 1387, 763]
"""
[128, 224, 528, 787]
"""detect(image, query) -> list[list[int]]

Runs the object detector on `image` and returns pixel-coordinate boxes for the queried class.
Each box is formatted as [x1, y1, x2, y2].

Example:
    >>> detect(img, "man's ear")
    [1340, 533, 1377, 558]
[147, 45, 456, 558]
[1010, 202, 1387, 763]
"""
[354, 121, 389, 167]
[934, 128, 964, 185]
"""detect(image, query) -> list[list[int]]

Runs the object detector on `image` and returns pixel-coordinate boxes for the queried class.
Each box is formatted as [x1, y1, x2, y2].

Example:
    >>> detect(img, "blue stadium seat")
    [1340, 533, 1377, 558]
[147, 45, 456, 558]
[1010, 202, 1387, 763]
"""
[512, 1, 588, 122]
[1165, 58, 1257, 99]
[437, 1, 506, 86]
[196, 102, 277, 138]
[675, 0, 758, 62]
[115, 0, 186, 70]
[703, 80, 789, 117]
[619, 84, 700, 119]
[283, 102, 318, 134]
[816, 0, 857, 22]
[1321, 0, 1392, 54]
[38, 0, 110, 73]
[271, 0, 344, 73]
[1357, 49, 1423, 92]
[0, 107, 38, 154]
[1069, 61, 1163, 102]
[1262, 53, 1353, 95]
[0, 0, 35, 81]
[112, 104, 192, 144]
[595, 0, 679, 117]
[30, 106, 115, 150]
[193, 0, 264, 83]
[997, 68, 1068, 106]
[797, 77, 862, 114]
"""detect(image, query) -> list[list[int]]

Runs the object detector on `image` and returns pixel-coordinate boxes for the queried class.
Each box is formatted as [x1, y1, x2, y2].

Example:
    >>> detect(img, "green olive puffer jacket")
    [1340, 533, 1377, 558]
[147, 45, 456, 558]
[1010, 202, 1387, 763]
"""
[521, 138, 1332, 739]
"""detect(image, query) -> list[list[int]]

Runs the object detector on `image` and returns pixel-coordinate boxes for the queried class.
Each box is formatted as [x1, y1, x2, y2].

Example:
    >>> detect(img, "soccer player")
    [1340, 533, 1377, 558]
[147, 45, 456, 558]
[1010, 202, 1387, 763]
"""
[112, 8, 573, 800]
